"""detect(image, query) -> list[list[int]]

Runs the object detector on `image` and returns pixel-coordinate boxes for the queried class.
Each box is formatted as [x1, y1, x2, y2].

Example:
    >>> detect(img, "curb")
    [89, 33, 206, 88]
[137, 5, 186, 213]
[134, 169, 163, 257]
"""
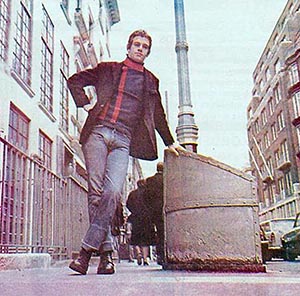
[0, 254, 51, 271]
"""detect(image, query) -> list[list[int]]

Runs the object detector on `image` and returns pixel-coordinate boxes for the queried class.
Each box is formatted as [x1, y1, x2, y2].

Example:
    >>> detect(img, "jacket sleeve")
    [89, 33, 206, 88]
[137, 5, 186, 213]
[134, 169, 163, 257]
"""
[67, 64, 102, 107]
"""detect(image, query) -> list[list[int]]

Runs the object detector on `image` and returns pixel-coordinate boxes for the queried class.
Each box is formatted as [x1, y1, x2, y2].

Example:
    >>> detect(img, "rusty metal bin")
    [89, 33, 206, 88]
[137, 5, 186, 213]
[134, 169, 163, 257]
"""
[163, 150, 265, 272]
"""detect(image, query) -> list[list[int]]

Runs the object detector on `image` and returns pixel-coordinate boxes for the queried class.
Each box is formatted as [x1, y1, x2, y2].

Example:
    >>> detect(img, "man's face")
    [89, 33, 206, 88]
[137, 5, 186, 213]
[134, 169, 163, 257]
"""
[127, 36, 150, 64]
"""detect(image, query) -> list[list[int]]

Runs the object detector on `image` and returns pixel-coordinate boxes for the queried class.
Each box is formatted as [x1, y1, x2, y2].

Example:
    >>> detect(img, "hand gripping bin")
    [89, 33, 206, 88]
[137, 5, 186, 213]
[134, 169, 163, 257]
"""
[163, 150, 265, 272]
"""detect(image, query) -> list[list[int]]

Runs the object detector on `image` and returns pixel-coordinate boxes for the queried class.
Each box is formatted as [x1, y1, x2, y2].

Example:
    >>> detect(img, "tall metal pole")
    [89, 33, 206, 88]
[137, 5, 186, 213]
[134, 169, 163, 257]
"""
[174, 0, 198, 152]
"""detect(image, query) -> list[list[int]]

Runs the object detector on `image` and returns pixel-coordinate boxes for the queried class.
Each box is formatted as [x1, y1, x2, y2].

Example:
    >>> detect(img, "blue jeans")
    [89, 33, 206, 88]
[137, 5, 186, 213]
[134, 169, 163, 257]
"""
[81, 125, 130, 252]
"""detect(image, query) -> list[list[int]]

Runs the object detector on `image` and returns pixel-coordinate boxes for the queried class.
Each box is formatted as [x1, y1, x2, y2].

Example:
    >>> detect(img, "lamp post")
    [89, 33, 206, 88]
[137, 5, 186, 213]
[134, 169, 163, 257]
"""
[174, 0, 198, 152]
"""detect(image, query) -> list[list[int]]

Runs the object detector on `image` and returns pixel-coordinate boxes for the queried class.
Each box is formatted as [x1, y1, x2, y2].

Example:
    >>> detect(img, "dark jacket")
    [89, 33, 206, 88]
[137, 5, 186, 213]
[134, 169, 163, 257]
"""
[67, 61, 174, 160]
[127, 186, 156, 246]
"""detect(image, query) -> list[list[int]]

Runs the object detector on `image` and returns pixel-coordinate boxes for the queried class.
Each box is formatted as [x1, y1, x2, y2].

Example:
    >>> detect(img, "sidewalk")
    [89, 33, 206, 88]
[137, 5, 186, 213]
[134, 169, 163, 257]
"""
[1, 260, 300, 296]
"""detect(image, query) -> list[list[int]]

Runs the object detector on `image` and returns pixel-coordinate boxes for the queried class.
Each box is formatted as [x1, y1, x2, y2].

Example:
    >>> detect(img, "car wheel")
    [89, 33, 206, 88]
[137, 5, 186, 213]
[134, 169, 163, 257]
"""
[285, 250, 296, 261]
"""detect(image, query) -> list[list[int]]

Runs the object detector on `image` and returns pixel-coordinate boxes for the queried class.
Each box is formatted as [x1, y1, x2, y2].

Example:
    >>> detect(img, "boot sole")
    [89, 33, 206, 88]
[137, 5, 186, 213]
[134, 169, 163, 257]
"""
[97, 268, 115, 275]
[69, 263, 87, 275]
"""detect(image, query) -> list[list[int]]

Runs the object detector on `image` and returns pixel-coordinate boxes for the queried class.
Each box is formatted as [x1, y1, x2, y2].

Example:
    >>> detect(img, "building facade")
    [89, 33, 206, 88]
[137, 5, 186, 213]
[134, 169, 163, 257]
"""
[247, 0, 300, 221]
[0, 0, 142, 259]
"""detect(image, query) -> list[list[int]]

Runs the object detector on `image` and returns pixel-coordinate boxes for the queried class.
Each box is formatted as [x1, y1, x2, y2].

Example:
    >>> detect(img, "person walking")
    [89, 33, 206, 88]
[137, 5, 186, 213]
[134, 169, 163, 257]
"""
[67, 29, 182, 275]
[126, 180, 156, 266]
[144, 162, 164, 264]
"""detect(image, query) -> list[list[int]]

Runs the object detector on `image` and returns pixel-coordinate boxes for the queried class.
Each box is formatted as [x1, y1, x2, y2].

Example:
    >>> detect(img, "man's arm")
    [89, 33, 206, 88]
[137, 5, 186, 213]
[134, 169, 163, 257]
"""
[67, 64, 102, 107]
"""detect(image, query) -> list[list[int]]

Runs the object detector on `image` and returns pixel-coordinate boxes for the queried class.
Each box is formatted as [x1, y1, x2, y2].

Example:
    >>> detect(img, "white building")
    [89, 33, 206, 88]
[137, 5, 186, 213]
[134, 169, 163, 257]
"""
[0, 0, 142, 259]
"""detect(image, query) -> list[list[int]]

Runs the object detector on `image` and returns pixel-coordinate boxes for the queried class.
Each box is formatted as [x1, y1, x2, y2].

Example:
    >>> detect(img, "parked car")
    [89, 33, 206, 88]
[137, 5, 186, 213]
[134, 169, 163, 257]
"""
[260, 218, 295, 260]
[260, 225, 272, 263]
[281, 213, 300, 261]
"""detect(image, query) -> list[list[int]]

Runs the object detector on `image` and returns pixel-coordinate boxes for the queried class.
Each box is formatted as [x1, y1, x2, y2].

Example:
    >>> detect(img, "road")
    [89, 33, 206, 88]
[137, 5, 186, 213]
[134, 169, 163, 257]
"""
[0, 259, 300, 296]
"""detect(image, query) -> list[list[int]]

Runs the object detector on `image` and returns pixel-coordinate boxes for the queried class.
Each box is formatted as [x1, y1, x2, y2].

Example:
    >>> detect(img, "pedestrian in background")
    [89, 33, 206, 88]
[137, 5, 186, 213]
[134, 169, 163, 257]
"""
[67, 29, 182, 275]
[126, 179, 156, 266]
[144, 162, 164, 264]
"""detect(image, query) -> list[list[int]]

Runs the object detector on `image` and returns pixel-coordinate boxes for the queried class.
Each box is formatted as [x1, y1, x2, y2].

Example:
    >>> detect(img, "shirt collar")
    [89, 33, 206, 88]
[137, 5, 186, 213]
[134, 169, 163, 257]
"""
[123, 57, 144, 72]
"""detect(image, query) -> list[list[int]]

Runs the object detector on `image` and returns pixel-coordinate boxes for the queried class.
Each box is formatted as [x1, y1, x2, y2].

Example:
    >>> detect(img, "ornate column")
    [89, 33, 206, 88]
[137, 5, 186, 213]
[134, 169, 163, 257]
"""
[174, 0, 198, 152]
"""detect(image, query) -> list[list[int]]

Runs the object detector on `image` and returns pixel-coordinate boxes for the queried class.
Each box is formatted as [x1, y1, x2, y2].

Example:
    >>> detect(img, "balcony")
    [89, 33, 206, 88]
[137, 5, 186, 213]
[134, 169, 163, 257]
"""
[292, 115, 300, 128]
[105, 0, 120, 27]
[87, 43, 98, 67]
[261, 171, 273, 183]
[73, 36, 90, 68]
[276, 155, 291, 171]
[74, 11, 89, 42]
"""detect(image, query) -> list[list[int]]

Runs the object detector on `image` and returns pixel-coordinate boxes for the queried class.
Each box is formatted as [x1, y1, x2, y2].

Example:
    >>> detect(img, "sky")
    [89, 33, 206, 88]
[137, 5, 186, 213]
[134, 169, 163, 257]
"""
[109, 0, 288, 177]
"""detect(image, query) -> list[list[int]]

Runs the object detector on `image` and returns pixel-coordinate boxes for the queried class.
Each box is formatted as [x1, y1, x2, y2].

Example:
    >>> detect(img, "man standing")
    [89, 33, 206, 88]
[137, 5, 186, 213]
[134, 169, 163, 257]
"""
[144, 162, 164, 264]
[67, 29, 180, 275]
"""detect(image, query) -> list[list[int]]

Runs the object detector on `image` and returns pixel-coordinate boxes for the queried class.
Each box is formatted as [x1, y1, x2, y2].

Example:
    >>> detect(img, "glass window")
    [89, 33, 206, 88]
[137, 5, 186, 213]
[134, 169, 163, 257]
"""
[261, 108, 267, 126]
[284, 171, 293, 196]
[268, 97, 275, 115]
[280, 140, 289, 161]
[40, 6, 54, 113]
[8, 104, 30, 152]
[12, 2, 32, 86]
[289, 63, 300, 86]
[264, 132, 270, 149]
[60, 42, 69, 132]
[277, 111, 285, 131]
[274, 59, 280, 74]
[274, 84, 281, 104]
[0, 0, 11, 62]
[271, 123, 277, 141]
[39, 130, 52, 169]
[265, 67, 271, 82]
[292, 91, 300, 118]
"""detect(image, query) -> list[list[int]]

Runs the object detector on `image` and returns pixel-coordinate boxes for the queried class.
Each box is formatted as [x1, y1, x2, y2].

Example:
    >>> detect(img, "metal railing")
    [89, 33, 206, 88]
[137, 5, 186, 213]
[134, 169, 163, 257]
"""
[0, 136, 88, 260]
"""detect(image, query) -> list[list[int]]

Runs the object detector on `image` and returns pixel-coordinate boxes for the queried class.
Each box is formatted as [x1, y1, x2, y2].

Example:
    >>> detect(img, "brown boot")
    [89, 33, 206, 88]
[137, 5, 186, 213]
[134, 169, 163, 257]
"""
[69, 248, 92, 275]
[97, 252, 115, 275]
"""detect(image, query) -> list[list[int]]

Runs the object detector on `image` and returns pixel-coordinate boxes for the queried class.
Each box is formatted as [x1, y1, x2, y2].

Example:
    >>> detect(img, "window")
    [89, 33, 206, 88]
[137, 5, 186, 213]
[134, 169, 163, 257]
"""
[271, 123, 277, 141]
[261, 108, 267, 126]
[266, 157, 273, 175]
[0, 0, 11, 62]
[264, 132, 270, 149]
[284, 171, 293, 196]
[3, 104, 29, 245]
[280, 140, 289, 161]
[254, 119, 260, 134]
[273, 33, 279, 45]
[265, 49, 270, 60]
[12, 2, 32, 86]
[277, 111, 285, 131]
[248, 107, 253, 119]
[268, 97, 275, 115]
[289, 63, 300, 86]
[274, 59, 280, 74]
[60, 42, 69, 132]
[292, 92, 300, 118]
[265, 67, 271, 82]
[40, 6, 54, 113]
[274, 84, 281, 104]
[275, 150, 280, 168]
[278, 177, 285, 199]
[8, 104, 30, 152]
[259, 79, 264, 92]
[39, 130, 52, 169]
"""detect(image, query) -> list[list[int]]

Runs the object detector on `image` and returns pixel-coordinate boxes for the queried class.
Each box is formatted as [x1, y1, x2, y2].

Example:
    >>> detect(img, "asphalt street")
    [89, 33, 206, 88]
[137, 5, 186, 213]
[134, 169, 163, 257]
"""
[1, 259, 300, 296]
